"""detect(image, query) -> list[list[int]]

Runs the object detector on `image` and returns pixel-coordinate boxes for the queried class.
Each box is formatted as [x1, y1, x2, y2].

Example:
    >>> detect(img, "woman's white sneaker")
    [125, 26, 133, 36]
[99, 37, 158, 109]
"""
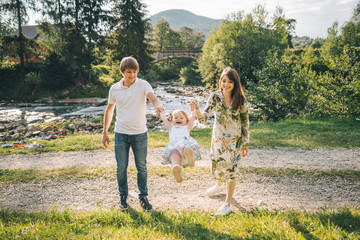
[215, 203, 232, 215]
[206, 183, 225, 196]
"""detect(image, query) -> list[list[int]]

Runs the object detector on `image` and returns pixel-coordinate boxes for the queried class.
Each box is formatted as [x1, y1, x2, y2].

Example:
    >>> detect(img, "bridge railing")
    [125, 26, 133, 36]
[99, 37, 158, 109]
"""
[151, 47, 202, 52]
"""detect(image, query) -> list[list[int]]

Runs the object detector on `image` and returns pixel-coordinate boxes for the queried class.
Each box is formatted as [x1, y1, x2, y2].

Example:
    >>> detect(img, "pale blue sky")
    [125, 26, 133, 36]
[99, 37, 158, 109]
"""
[28, 0, 359, 38]
[143, 0, 358, 38]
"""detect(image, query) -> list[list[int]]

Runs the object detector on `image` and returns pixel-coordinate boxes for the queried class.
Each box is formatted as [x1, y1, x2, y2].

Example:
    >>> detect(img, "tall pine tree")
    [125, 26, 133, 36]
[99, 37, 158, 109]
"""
[110, 0, 153, 73]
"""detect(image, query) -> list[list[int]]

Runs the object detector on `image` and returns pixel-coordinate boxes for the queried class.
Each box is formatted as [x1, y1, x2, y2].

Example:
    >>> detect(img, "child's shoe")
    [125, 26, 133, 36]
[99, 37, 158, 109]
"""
[172, 164, 183, 183]
[184, 147, 195, 167]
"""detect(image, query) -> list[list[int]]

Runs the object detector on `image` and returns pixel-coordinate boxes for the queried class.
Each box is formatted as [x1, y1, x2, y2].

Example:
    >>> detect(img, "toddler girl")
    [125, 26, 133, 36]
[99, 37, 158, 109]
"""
[159, 108, 201, 182]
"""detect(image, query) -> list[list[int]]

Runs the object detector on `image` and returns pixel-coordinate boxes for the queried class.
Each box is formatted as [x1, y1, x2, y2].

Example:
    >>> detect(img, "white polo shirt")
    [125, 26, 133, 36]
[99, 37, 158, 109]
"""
[108, 78, 154, 134]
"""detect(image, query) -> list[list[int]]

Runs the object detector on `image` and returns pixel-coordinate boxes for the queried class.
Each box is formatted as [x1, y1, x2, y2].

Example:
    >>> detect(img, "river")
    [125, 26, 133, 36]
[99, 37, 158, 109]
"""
[0, 84, 208, 124]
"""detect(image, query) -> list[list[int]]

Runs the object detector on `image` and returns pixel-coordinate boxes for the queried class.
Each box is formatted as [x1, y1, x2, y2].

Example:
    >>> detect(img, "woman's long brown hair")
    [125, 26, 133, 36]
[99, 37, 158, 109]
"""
[218, 67, 245, 110]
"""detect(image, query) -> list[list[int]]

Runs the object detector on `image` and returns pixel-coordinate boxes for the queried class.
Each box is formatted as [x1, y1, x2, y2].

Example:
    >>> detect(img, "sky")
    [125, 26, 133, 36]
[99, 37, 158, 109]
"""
[28, 0, 359, 39]
[142, 0, 359, 38]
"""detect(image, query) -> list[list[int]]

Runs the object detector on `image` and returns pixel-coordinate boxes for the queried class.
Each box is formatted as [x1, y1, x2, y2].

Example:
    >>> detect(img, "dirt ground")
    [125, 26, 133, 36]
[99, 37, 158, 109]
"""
[1, 147, 359, 213]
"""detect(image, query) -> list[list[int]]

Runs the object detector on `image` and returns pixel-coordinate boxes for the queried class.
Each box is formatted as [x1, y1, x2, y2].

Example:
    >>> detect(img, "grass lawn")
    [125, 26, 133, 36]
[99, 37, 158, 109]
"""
[1, 118, 359, 155]
[0, 208, 359, 239]
[1, 118, 359, 239]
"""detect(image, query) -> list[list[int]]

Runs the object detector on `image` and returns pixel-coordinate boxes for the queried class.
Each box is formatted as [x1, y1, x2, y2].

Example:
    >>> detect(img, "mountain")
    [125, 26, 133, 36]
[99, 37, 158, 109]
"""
[150, 9, 222, 37]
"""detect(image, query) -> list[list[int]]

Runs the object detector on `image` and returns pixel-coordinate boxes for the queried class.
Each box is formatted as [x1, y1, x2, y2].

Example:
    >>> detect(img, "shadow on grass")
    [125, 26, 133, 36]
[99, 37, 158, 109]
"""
[1, 207, 359, 239]
[317, 208, 360, 234]
[126, 209, 237, 239]
[288, 208, 360, 239]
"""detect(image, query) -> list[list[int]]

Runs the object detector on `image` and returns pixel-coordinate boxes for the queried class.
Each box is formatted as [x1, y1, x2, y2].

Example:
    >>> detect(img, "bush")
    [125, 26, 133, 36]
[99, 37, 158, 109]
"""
[92, 64, 114, 87]
[40, 52, 75, 90]
[0, 62, 22, 99]
[251, 52, 316, 121]
[24, 72, 42, 96]
[179, 61, 203, 85]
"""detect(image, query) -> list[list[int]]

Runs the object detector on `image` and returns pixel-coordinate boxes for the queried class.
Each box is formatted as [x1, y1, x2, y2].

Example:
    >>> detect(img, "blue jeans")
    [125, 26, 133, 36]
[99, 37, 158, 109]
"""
[114, 132, 148, 198]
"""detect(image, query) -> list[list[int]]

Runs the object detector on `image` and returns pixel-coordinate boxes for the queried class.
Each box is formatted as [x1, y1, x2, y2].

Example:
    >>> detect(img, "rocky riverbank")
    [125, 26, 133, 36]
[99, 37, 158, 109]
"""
[0, 85, 211, 142]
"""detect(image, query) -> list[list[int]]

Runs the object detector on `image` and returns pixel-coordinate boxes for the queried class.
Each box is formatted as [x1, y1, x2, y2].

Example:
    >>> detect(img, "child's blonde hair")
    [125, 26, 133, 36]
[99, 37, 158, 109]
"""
[171, 109, 189, 123]
[120, 56, 139, 73]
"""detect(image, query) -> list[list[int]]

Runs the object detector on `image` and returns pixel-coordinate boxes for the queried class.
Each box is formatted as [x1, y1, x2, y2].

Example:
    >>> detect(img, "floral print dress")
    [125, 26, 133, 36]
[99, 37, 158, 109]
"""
[198, 91, 249, 182]
[161, 125, 202, 166]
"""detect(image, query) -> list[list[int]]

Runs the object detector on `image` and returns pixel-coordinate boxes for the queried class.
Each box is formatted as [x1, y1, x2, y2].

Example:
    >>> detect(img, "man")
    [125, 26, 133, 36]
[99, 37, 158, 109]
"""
[102, 56, 163, 211]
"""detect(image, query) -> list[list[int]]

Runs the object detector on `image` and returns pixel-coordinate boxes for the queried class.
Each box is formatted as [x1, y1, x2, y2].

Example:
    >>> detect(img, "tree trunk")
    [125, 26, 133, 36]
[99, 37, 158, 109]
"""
[16, 0, 25, 75]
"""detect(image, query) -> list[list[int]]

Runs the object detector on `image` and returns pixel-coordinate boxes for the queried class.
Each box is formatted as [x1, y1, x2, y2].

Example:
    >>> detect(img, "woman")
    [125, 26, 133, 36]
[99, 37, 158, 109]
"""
[190, 67, 249, 215]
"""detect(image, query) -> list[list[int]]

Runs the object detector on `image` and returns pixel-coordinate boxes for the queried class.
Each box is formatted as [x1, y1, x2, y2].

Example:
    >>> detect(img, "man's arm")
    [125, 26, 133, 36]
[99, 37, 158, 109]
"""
[147, 92, 164, 112]
[102, 103, 115, 148]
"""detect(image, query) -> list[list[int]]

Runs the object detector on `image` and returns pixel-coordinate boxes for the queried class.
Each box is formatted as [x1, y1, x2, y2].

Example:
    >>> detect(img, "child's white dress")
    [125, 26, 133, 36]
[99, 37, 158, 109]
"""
[161, 125, 201, 165]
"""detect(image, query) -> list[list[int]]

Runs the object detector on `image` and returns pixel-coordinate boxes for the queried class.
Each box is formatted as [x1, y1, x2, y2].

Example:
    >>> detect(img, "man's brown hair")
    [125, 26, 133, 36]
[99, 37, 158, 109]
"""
[120, 56, 139, 73]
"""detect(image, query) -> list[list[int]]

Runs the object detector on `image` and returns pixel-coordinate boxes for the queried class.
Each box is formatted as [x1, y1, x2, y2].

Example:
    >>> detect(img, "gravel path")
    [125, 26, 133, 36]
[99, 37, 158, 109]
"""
[1, 147, 359, 213]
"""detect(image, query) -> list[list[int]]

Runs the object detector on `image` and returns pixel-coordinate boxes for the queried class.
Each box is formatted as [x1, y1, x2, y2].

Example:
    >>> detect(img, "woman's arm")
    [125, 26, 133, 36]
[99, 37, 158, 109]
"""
[190, 92, 216, 124]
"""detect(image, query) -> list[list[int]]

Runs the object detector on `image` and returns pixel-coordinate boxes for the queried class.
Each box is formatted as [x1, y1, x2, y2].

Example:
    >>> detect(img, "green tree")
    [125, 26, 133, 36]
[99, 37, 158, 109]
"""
[251, 51, 316, 121]
[110, 0, 153, 72]
[179, 61, 202, 85]
[79, 0, 109, 82]
[0, 0, 34, 74]
[178, 26, 205, 49]
[151, 18, 171, 50]
[199, 5, 291, 88]
[41, 52, 74, 90]
[39, 0, 70, 43]
[24, 71, 41, 95]
[314, 2, 360, 117]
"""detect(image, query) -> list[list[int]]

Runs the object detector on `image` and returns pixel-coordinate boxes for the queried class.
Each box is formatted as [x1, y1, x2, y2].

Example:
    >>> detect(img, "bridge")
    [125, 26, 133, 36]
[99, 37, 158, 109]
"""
[152, 48, 202, 63]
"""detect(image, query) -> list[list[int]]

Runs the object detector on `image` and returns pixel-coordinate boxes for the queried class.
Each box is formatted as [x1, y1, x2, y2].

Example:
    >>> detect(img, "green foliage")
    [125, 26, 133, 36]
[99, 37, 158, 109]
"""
[0, 62, 20, 99]
[179, 61, 203, 85]
[199, 5, 291, 88]
[91, 64, 114, 87]
[148, 59, 191, 82]
[40, 52, 75, 90]
[251, 51, 316, 121]
[110, 0, 153, 73]
[310, 46, 360, 117]
[24, 71, 41, 95]
[151, 18, 183, 50]
[178, 26, 205, 49]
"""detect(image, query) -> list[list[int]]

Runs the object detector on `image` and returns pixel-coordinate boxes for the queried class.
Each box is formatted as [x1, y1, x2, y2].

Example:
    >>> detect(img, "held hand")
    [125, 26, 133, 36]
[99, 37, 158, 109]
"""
[155, 104, 165, 117]
[102, 133, 110, 148]
[156, 105, 165, 117]
[189, 100, 199, 111]
[242, 145, 248, 157]
[157, 107, 166, 117]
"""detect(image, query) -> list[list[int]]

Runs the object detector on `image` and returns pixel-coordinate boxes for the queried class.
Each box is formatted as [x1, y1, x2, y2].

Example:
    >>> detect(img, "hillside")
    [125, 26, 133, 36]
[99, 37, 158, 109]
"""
[150, 9, 222, 37]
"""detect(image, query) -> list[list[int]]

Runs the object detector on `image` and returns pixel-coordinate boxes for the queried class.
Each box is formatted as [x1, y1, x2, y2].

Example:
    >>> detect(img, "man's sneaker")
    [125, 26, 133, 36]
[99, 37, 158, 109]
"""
[139, 197, 153, 211]
[215, 203, 232, 215]
[206, 183, 225, 196]
[119, 195, 128, 210]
